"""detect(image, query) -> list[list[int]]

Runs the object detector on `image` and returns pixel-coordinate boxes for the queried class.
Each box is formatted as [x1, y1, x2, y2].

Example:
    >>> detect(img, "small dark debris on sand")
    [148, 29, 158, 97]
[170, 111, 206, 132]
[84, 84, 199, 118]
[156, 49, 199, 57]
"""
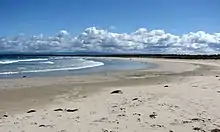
[120, 108, 125, 111]
[39, 124, 53, 128]
[54, 108, 64, 112]
[66, 109, 78, 112]
[22, 75, 26, 78]
[216, 76, 219, 77]
[27, 109, 36, 113]
[169, 130, 174, 132]
[117, 114, 126, 117]
[93, 117, 108, 122]
[191, 118, 205, 122]
[193, 127, 201, 131]
[149, 112, 157, 119]
[111, 90, 123, 94]
[102, 128, 115, 132]
[182, 120, 192, 124]
[3, 114, 8, 117]
[217, 91, 220, 93]
[193, 127, 205, 132]
[133, 113, 141, 116]
[150, 124, 164, 128]
[211, 129, 220, 132]
[132, 97, 138, 101]
[31, 122, 37, 125]
[164, 85, 169, 88]
[102, 129, 109, 132]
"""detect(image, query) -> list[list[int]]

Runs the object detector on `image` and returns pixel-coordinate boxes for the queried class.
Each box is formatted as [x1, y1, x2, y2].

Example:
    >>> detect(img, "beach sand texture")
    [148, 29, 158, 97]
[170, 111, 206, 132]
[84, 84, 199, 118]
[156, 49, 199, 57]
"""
[1, 58, 220, 132]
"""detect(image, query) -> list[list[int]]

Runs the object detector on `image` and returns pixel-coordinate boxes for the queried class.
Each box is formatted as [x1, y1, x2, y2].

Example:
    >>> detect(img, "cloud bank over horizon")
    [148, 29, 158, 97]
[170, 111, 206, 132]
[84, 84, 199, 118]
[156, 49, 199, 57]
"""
[1, 27, 220, 54]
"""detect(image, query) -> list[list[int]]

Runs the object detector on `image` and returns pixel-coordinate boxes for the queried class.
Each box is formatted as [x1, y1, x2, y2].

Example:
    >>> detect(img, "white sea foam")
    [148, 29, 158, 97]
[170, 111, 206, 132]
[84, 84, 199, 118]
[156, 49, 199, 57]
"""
[23, 61, 104, 73]
[0, 71, 19, 75]
[40, 61, 54, 64]
[0, 60, 19, 64]
[0, 60, 104, 75]
[52, 57, 80, 60]
[18, 67, 27, 70]
[0, 58, 48, 64]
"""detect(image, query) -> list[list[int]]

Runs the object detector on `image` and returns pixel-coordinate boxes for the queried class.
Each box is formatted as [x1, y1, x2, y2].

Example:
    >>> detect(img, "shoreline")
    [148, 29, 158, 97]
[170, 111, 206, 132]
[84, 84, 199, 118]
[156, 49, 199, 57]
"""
[1, 58, 220, 132]
[0, 57, 200, 89]
[0, 58, 206, 114]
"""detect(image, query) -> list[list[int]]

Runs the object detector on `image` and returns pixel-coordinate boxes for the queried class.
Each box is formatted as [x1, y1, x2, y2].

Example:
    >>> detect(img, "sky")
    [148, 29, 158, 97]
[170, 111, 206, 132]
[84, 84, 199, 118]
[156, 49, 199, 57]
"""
[0, 0, 220, 36]
[0, 0, 220, 54]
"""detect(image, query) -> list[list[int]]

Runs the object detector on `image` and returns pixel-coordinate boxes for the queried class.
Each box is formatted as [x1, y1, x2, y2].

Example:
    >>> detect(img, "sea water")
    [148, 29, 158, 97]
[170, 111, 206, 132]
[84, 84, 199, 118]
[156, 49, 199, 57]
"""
[0, 56, 155, 78]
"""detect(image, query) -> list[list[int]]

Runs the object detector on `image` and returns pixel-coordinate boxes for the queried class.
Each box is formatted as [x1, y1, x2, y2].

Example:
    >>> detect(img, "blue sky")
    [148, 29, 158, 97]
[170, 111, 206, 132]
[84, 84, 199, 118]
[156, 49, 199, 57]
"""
[0, 0, 219, 36]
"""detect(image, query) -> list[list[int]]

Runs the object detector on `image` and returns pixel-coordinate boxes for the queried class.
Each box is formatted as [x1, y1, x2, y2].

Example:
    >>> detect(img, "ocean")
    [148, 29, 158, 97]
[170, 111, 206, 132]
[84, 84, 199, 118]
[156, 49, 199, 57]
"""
[0, 56, 155, 78]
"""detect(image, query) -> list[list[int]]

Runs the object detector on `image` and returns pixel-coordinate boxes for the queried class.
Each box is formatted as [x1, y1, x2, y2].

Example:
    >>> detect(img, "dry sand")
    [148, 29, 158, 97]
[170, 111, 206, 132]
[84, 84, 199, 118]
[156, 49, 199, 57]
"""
[1, 58, 220, 132]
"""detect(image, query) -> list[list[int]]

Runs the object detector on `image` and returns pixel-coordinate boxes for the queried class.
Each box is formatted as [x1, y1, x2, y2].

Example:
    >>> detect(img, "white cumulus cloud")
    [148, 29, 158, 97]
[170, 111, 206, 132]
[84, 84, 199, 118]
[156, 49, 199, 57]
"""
[0, 27, 220, 54]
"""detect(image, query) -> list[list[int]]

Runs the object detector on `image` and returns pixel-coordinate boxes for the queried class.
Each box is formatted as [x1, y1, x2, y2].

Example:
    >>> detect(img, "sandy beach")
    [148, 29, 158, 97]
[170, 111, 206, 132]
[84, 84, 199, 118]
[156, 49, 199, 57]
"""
[1, 58, 220, 132]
